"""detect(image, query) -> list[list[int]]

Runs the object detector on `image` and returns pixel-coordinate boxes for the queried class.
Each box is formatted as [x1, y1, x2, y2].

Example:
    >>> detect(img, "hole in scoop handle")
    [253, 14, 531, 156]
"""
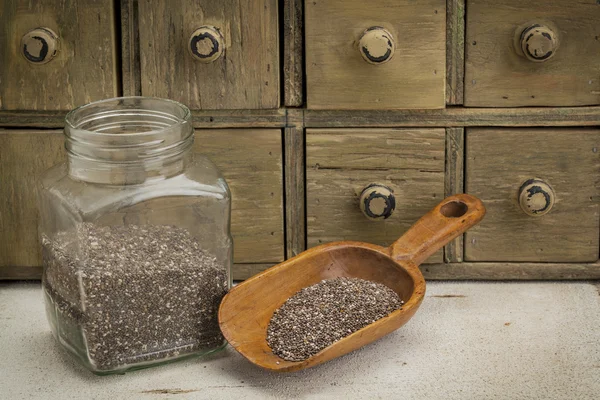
[389, 194, 486, 266]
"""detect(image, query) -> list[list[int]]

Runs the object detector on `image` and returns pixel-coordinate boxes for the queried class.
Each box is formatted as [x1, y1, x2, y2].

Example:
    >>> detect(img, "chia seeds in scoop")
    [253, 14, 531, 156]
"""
[267, 277, 404, 361]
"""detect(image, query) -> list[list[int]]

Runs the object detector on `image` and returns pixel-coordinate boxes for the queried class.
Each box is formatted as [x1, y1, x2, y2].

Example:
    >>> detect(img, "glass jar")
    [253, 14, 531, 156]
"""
[38, 97, 232, 374]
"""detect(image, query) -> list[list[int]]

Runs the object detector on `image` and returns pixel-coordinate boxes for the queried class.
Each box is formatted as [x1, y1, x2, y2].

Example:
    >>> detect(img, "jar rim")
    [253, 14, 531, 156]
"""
[65, 96, 192, 137]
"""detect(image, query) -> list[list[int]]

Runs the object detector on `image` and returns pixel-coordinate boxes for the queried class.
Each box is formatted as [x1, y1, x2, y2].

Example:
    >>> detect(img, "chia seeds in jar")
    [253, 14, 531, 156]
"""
[37, 97, 232, 374]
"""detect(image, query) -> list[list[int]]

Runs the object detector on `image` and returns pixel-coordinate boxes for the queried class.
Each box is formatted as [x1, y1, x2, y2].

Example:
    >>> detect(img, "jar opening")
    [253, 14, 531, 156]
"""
[66, 97, 191, 135]
[65, 97, 194, 184]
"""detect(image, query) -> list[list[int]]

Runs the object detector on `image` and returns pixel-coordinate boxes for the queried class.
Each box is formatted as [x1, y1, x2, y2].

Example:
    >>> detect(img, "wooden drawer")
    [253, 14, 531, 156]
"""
[305, 0, 446, 110]
[306, 128, 446, 263]
[0, 0, 118, 110]
[465, 128, 600, 262]
[465, 0, 600, 107]
[138, 0, 279, 110]
[194, 129, 284, 264]
[0, 129, 284, 278]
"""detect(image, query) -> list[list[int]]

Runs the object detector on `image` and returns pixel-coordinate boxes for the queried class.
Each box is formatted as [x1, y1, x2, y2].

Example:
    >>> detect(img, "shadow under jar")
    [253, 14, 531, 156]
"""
[37, 97, 232, 374]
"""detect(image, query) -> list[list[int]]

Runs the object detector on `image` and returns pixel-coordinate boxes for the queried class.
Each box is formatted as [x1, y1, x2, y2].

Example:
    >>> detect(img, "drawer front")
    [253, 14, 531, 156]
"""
[465, 0, 600, 107]
[305, 0, 446, 110]
[0, 129, 283, 278]
[465, 128, 600, 262]
[194, 129, 284, 264]
[306, 128, 446, 263]
[0, 131, 65, 273]
[0, 0, 118, 110]
[138, 0, 279, 110]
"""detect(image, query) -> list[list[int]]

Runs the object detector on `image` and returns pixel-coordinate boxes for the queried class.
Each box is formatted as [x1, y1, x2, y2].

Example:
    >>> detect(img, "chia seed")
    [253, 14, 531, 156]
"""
[42, 223, 228, 371]
[266, 277, 404, 362]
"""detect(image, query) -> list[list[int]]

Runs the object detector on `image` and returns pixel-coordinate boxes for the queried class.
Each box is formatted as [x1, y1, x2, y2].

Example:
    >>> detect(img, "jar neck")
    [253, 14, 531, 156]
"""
[64, 97, 193, 185]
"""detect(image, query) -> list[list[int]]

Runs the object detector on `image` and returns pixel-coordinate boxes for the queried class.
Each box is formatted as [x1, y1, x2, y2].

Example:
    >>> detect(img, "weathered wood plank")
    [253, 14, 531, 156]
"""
[306, 128, 446, 263]
[446, 0, 465, 105]
[138, 0, 279, 110]
[0, 130, 65, 271]
[0, 0, 118, 110]
[194, 129, 285, 264]
[193, 109, 287, 128]
[283, 0, 304, 107]
[0, 266, 43, 280]
[232, 263, 276, 281]
[465, 128, 600, 262]
[303, 107, 600, 127]
[4, 107, 600, 128]
[0, 109, 287, 128]
[120, 0, 142, 96]
[444, 128, 464, 262]
[422, 262, 600, 280]
[305, 0, 446, 109]
[284, 127, 306, 259]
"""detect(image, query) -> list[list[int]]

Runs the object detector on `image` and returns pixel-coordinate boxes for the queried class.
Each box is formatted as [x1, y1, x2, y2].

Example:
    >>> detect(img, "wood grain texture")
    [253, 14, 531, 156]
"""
[0, 130, 65, 270]
[446, 0, 465, 105]
[232, 263, 276, 281]
[0, 266, 43, 280]
[138, 0, 279, 110]
[0, 109, 287, 128]
[5, 106, 600, 129]
[465, 128, 600, 262]
[302, 107, 600, 128]
[283, 0, 304, 107]
[444, 128, 464, 262]
[218, 194, 484, 372]
[465, 0, 600, 107]
[0, 0, 118, 110]
[120, 0, 142, 96]
[193, 109, 286, 128]
[305, 0, 446, 109]
[306, 128, 446, 263]
[194, 129, 284, 263]
[421, 262, 600, 280]
[284, 127, 306, 259]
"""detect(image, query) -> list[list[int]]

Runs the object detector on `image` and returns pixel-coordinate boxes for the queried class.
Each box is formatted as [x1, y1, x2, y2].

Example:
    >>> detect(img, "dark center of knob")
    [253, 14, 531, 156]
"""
[520, 25, 557, 62]
[23, 36, 49, 62]
[359, 27, 395, 65]
[190, 33, 219, 59]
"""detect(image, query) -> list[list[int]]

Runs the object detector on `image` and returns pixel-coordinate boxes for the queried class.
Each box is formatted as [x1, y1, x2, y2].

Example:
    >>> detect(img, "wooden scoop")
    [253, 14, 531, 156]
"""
[218, 194, 485, 372]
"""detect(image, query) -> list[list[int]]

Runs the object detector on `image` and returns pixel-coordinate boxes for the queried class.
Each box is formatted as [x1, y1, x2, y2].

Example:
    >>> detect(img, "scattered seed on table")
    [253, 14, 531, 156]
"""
[266, 277, 404, 361]
[42, 223, 228, 370]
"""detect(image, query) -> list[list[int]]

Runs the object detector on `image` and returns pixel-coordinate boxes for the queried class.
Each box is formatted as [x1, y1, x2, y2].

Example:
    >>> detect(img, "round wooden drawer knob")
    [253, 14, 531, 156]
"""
[21, 27, 59, 64]
[518, 179, 555, 217]
[189, 26, 224, 63]
[359, 184, 395, 220]
[520, 25, 558, 62]
[358, 27, 395, 65]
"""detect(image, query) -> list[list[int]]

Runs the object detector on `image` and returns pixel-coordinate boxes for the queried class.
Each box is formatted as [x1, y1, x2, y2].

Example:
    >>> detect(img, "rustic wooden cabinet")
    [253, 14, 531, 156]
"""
[1, 0, 599, 281]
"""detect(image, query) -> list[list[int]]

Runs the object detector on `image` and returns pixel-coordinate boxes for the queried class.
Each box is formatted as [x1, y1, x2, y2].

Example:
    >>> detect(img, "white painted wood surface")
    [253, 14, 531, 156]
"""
[1, 282, 599, 399]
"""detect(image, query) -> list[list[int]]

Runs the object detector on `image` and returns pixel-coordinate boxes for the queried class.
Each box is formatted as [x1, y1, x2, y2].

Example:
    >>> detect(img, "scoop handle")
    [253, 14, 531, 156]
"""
[389, 194, 485, 266]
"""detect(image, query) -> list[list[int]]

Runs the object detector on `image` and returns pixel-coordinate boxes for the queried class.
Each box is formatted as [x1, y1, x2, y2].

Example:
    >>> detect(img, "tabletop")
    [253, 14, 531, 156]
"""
[1, 281, 599, 400]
